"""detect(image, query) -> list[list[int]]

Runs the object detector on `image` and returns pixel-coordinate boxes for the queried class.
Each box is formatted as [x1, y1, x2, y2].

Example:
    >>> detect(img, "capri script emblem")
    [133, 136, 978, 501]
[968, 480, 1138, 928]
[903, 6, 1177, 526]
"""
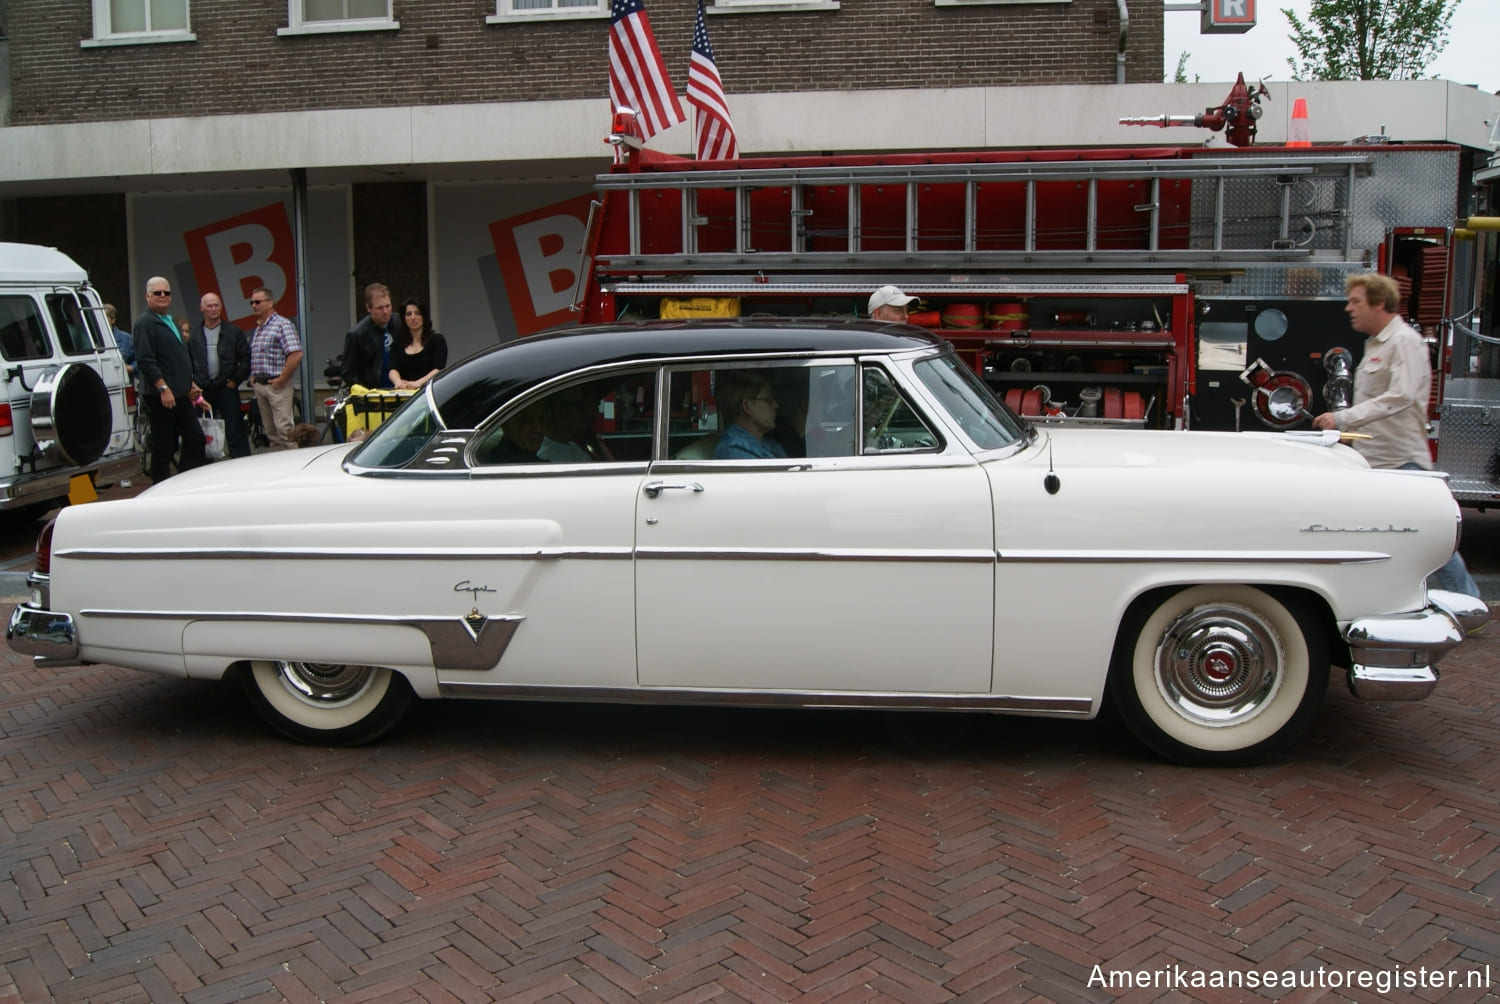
[454, 580, 498, 602]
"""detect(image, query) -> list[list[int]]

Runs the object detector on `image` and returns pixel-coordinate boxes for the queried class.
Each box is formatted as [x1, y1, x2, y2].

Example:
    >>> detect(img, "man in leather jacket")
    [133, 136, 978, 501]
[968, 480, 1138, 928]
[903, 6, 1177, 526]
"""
[339, 282, 399, 389]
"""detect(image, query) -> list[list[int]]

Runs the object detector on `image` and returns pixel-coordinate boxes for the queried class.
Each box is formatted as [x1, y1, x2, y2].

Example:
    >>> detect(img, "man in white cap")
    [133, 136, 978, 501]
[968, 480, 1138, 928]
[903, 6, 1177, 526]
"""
[868, 285, 917, 323]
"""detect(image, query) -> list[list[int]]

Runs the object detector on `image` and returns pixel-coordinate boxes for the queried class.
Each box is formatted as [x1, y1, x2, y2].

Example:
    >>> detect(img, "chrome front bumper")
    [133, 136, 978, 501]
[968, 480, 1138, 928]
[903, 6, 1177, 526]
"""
[1343, 589, 1491, 701]
[6, 572, 83, 667]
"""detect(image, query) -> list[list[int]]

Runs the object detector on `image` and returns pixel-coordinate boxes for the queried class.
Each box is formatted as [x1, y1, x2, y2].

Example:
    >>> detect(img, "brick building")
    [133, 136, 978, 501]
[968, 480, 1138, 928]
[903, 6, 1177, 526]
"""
[0, 0, 1166, 360]
[0, 1, 1493, 366]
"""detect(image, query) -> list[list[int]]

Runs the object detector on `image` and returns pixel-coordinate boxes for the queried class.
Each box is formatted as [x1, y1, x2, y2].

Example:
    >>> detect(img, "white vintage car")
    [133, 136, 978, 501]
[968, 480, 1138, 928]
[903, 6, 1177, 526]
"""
[7, 321, 1490, 764]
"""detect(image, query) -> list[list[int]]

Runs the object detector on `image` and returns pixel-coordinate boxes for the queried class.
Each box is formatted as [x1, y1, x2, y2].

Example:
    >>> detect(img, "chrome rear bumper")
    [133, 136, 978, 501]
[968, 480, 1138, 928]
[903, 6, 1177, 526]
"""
[7, 603, 81, 666]
[1344, 589, 1491, 701]
[6, 571, 82, 667]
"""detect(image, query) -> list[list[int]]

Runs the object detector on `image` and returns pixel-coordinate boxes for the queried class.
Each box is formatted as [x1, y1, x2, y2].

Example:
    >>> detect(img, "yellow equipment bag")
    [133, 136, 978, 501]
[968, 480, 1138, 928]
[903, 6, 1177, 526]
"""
[659, 297, 741, 319]
[341, 386, 416, 439]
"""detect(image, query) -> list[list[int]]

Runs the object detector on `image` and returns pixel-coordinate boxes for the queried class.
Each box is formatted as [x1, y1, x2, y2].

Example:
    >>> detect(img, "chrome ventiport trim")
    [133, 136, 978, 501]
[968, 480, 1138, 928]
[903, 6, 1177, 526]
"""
[435, 682, 1093, 716]
[7, 604, 81, 665]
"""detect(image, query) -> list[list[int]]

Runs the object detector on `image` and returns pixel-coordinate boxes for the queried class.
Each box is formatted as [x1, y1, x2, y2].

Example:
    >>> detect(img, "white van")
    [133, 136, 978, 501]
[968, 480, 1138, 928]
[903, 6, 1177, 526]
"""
[0, 243, 142, 510]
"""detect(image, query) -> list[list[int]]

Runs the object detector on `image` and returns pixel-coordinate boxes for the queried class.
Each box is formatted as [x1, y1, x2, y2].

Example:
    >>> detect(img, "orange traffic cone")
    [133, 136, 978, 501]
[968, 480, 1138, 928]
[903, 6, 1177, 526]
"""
[1287, 97, 1311, 147]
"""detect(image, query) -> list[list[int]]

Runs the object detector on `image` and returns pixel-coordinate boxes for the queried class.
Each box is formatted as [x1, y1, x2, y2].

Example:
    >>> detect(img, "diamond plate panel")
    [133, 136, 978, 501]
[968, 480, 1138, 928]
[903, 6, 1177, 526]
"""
[1438, 377, 1500, 501]
[1191, 264, 1360, 299]
[1188, 148, 1459, 256]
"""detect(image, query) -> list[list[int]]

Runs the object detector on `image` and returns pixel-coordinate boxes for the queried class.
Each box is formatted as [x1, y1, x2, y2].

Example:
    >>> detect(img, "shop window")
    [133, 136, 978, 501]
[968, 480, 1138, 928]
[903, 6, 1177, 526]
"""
[487, 0, 607, 23]
[280, 0, 397, 35]
[86, 0, 195, 46]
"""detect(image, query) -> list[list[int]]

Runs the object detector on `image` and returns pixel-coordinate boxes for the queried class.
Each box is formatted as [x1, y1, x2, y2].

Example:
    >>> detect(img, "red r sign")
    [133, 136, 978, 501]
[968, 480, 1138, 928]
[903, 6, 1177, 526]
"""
[1203, 0, 1255, 33]
[184, 202, 298, 329]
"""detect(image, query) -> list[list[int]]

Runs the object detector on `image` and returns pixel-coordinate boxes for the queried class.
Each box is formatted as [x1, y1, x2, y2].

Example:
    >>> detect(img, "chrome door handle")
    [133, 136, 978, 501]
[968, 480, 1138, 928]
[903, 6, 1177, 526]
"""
[643, 480, 705, 499]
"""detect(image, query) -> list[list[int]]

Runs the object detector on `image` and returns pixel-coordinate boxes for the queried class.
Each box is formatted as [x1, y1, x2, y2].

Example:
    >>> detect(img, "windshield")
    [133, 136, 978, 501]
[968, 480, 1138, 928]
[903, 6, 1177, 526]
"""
[912, 355, 1025, 450]
[347, 391, 445, 469]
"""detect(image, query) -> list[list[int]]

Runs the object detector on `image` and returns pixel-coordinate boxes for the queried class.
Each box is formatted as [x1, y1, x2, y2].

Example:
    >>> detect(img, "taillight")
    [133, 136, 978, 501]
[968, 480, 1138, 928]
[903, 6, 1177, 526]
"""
[36, 518, 56, 575]
[0, 403, 12, 436]
[125, 385, 137, 408]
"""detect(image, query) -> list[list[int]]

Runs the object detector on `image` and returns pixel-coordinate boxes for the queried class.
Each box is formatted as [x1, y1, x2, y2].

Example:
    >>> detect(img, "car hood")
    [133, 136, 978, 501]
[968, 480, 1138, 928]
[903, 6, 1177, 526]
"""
[134, 444, 354, 499]
[1038, 427, 1372, 473]
[987, 425, 1456, 572]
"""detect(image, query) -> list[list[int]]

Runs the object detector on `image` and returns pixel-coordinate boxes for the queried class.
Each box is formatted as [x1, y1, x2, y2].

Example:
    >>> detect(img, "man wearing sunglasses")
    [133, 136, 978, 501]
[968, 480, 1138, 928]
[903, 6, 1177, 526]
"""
[248, 287, 305, 451]
[133, 277, 207, 482]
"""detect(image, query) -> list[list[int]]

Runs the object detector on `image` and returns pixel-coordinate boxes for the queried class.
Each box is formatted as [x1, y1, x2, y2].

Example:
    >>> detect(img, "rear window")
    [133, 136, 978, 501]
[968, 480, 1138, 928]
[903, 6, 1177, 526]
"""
[47, 294, 105, 356]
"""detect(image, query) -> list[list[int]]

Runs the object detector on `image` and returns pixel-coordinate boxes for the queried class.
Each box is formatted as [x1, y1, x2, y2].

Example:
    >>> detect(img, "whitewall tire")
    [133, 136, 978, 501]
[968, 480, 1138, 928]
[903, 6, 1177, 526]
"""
[240, 660, 414, 745]
[1109, 585, 1328, 765]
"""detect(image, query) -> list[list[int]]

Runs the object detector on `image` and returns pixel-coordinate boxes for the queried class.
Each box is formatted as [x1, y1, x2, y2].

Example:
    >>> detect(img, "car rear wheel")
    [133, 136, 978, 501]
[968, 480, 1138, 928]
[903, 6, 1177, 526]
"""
[1109, 585, 1328, 766]
[240, 660, 414, 745]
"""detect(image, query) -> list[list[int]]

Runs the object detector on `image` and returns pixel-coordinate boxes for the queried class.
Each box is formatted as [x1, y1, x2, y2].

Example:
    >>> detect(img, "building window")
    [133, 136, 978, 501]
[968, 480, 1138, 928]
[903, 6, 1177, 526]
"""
[709, 0, 840, 12]
[280, 0, 398, 35]
[85, 0, 196, 46]
[487, 0, 607, 23]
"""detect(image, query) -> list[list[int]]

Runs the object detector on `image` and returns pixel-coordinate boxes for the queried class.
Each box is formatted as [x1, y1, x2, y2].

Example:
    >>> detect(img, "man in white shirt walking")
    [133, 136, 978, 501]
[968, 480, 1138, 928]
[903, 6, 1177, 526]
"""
[1314, 272, 1479, 597]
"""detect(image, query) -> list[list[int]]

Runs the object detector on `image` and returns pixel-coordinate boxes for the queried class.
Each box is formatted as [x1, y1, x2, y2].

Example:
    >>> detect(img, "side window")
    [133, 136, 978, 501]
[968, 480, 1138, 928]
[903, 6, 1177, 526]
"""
[665, 363, 857, 461]
[47, 294, 102, 356]
[0, 296, 53, 362]
[862, 365, 940, 454]
[471, 370, 658, 466]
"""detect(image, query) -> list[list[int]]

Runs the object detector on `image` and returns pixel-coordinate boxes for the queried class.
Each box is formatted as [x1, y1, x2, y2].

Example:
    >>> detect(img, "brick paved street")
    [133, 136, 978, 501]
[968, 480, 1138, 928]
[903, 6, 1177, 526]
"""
[1, 600, 1497, 1003]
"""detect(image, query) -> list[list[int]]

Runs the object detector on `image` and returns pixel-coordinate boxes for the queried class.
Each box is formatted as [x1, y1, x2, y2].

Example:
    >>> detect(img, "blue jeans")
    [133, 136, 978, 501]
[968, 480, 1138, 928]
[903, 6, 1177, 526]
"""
[1398, 462, 1481, 598]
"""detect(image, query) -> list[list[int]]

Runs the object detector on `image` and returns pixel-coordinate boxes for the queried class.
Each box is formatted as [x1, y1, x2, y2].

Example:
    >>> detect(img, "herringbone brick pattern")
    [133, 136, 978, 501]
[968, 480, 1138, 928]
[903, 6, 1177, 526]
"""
[2, 602, 1497, 1002]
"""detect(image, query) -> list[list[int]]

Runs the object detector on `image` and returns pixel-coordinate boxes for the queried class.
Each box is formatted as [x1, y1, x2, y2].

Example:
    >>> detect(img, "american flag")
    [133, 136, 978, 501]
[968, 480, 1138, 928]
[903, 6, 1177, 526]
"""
[609, 0, 685, 142]
[685, 0, 738, 160]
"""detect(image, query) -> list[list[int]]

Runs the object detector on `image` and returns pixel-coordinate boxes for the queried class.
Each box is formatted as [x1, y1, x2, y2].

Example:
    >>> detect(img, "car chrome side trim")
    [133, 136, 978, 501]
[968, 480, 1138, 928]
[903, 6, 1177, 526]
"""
[634, 547, 996, 563]
[435, 682, 1093, 715]
[997, 549, 1390, 564]
[55, 546, 634, 561]
[78, 609, 525, 671]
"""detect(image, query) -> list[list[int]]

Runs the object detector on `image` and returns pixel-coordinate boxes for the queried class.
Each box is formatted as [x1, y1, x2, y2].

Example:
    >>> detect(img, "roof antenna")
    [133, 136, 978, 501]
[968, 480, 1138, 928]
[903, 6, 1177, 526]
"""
[1044, 440, 1060, 495]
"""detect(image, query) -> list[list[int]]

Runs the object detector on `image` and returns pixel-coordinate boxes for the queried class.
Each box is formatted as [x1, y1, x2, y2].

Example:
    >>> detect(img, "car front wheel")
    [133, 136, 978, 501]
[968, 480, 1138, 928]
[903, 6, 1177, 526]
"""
[1109, 585, 1328, 766]
[240, 660, 414, 745]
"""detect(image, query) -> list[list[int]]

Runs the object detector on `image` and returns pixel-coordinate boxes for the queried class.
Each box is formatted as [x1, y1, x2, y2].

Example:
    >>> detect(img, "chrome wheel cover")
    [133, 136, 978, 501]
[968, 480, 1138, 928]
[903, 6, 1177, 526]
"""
[1154, 603, 1283, 727]
[271, 661, 378, 707]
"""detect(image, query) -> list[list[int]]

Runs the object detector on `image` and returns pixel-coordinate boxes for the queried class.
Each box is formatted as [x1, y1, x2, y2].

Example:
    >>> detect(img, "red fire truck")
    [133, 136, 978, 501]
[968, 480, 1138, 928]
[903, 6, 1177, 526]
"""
[577, 83, 1500, 503]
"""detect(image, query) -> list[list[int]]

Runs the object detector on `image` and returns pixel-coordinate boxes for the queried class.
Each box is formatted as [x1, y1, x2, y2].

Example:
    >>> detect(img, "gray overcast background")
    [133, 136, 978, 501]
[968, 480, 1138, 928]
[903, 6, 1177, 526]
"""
[1164, 0, 1498, 96]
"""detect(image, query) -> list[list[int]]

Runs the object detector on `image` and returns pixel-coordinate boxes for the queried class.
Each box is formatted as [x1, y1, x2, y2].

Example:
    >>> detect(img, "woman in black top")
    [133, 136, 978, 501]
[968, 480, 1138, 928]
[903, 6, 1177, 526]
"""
[389, 298, 448, 389]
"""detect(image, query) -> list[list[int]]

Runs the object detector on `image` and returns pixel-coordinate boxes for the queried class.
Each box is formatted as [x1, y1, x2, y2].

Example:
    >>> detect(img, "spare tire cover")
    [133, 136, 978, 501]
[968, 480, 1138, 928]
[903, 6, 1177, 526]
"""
[30, 363, 113, 466]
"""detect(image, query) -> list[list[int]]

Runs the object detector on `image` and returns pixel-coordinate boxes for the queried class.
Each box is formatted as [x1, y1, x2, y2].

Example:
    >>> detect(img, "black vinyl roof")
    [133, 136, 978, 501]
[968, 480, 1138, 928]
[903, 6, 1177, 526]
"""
[430, 319, 948, 429]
